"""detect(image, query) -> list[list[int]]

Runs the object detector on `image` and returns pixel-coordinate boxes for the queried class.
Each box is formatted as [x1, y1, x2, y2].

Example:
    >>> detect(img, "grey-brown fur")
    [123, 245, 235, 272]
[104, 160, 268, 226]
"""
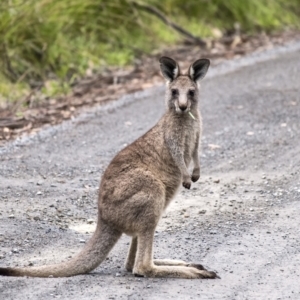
[0, 57, 218, 279]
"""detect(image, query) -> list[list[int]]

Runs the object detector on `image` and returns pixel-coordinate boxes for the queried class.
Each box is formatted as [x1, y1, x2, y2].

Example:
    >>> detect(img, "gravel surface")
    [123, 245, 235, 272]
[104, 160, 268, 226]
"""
[0, 44, 300, 299]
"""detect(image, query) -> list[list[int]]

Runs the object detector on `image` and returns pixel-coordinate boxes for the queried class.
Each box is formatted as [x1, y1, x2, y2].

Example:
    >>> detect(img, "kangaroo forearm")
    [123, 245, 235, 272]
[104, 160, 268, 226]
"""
[192, 135, 200, 168]
[191, 137, 200, 182]
[193, 152, 200, 169]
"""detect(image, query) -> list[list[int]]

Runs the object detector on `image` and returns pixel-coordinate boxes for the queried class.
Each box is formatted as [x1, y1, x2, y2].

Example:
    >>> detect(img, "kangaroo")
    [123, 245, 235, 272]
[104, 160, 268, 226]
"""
[0, 57, 218, 279]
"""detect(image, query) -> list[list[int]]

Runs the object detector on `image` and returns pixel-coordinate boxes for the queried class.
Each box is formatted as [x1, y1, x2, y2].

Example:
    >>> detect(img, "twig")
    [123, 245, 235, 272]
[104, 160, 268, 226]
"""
[131, 1, 207, 47]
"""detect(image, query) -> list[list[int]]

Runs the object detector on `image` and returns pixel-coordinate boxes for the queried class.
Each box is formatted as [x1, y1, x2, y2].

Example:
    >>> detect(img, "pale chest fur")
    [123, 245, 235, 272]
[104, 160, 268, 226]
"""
[183, 119, 201, 165]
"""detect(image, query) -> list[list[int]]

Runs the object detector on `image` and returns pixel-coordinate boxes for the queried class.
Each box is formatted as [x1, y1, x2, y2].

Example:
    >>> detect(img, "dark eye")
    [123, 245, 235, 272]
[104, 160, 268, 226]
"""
[171, 89, 178, 97]
[188, 90, 195, 97]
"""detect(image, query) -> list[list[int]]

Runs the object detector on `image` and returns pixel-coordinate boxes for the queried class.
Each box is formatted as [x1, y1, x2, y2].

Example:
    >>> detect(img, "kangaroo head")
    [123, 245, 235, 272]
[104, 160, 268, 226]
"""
[159, 56, 210, 114]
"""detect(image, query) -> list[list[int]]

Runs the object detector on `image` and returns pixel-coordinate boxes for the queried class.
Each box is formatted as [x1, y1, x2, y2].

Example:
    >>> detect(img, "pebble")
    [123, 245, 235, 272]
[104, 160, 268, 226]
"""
[79, 239, 85, 243]
[8, 214, 15, 218]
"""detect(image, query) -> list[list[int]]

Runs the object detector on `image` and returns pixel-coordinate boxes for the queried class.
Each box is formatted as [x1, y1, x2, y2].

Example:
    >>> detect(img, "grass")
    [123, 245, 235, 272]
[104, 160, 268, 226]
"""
[0, 0, 300, 105]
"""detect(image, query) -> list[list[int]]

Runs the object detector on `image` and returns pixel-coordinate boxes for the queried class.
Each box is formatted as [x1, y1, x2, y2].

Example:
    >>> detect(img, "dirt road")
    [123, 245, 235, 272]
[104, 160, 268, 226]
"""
[1, 43, 300, 299]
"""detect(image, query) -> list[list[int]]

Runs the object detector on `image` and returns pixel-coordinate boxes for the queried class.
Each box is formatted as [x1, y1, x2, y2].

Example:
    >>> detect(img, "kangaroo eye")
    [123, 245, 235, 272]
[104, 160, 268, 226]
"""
[188, 90, 195, 97]
[171, 89, 178, 97]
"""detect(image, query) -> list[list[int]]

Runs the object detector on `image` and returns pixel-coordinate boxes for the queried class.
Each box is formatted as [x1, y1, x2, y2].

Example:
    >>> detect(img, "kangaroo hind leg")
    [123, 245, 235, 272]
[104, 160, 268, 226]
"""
[125, 237, 137, 272]
[133, 231, 217, 279]
[153, 259, 206, 271]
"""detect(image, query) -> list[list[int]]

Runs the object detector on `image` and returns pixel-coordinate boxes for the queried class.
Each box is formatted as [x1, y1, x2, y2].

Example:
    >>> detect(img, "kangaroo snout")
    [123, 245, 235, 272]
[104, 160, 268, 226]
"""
[179, 104, 187, 111]
[178, 95, 189, 112]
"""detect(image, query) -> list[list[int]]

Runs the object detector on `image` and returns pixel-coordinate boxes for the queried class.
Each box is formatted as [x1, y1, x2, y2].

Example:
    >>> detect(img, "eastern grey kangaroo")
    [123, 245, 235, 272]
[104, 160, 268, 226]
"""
[0, 57, 217, 279]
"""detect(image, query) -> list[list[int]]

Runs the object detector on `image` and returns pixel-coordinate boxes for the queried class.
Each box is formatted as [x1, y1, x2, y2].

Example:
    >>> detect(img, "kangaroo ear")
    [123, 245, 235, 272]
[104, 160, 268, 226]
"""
[159, 56, 180, 82]
[189, 58, 210, 82]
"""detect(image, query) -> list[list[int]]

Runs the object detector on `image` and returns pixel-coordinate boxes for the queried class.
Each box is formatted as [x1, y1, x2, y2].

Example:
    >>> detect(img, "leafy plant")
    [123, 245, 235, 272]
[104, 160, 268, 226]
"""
[0, 0, 300, 104]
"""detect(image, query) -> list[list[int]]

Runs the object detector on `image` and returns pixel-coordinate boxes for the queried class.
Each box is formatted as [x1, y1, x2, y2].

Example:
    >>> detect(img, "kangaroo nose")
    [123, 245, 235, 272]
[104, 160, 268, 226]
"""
[179, 105, 187, 111]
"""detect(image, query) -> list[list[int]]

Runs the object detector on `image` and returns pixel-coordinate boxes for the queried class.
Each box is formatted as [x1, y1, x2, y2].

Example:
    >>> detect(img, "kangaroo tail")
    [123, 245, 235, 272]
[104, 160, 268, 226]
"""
[0, 219, 121, 278]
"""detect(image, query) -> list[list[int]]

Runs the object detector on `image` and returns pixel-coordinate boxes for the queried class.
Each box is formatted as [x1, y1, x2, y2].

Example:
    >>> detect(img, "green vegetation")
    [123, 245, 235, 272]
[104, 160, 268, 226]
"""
[1, 0, 300, 103]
